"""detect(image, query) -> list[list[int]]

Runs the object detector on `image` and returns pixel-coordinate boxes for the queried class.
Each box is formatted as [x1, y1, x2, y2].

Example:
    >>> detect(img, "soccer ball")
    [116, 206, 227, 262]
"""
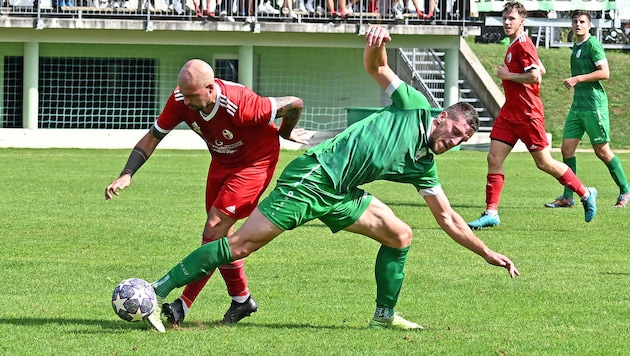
[111, 278, 157, 322]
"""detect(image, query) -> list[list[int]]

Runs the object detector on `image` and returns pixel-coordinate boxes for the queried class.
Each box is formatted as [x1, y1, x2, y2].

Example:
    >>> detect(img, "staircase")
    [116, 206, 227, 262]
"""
[398, 48, 494, 132]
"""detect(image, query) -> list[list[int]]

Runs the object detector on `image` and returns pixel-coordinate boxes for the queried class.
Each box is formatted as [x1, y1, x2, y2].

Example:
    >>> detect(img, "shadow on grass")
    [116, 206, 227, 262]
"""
[0, 318, 371, 332]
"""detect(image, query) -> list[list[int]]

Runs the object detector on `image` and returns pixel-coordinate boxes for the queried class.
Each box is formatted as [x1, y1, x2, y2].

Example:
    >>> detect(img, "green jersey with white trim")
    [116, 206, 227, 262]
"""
[571, 36, 608, 110]
[306, 80, 439, 193]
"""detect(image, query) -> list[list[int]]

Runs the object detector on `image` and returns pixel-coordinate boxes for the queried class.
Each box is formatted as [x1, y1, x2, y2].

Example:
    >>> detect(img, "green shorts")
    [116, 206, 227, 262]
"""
[563, 108, 610, 145]
[258, 154, 372, 233]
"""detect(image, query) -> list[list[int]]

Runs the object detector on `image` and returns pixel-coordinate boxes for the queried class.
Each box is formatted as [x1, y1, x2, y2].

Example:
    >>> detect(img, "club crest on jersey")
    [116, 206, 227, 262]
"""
[576, 49, 582, 58]
[222, 129, 234, 140]
[415, 147, 428, 160]
[192, 122, 202, 135]
[506, 52, 512, 63]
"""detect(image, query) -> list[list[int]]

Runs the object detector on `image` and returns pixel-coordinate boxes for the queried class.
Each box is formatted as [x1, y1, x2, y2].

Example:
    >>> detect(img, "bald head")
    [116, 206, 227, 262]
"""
[177, 59, 216, 112]
[178, 59, 215, 91]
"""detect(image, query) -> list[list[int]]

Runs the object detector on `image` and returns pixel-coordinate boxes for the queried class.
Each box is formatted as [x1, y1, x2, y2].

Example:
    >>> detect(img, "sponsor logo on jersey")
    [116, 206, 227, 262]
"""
[211, 140, 244, 154]
[506, 52, 512, 63]
[576, 49, 582, 58]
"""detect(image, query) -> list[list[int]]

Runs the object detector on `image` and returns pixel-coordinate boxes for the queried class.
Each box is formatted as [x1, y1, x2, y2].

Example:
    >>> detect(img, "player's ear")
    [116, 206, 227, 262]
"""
[435, 110, 447, 123]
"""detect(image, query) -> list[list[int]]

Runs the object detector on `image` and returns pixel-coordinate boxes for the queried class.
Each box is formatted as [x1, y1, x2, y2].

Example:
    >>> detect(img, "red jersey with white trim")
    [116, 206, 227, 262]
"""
[155, 79, 280, 169]
[500, 32, 544, 121]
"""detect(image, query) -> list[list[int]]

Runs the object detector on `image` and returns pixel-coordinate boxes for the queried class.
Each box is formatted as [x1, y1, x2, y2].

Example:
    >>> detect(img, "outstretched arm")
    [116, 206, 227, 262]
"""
[422, 191, 520, 278]
[104, 126, 164, 200]
[364, 24, 398, 91]
[274, 96, 310, 144]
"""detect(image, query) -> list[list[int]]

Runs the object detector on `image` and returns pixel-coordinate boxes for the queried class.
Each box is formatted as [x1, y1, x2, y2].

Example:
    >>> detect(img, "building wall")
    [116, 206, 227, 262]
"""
[1, 42, 381, 133]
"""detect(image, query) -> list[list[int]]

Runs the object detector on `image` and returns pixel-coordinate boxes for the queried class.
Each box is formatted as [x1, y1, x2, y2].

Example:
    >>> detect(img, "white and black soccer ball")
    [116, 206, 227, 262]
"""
[111, 278, 157, 322]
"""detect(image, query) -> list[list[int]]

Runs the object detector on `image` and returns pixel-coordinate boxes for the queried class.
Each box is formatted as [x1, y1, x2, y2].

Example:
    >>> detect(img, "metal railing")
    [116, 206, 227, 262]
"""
[2, 0, 480, 26]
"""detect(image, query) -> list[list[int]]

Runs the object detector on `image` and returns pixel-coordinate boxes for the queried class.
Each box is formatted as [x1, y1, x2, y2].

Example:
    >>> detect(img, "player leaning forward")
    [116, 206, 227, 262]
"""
[106, 59, 310, 332]
[146, 24, 520, 331]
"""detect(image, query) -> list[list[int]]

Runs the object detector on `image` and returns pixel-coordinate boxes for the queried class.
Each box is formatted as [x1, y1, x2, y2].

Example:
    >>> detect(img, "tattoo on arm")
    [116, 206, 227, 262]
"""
[276, 97, 300, 120]
[274, 96, 303, 139]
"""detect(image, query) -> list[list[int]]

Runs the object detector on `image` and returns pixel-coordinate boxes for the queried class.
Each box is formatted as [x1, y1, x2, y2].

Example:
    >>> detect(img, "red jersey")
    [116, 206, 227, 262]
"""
[155, 79, 280, 169]
[499, 32, 544, 121]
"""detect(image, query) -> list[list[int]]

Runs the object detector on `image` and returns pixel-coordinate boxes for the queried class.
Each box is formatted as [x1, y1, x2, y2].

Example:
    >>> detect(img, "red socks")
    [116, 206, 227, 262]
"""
[557, 169, 588, 197]
[179, 237, 250, 308]
[485, 173, 504, 211]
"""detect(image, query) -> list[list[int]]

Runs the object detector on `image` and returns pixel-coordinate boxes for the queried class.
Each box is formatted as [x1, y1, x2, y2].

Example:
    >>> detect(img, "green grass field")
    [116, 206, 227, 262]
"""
[2, 148, 630, 355]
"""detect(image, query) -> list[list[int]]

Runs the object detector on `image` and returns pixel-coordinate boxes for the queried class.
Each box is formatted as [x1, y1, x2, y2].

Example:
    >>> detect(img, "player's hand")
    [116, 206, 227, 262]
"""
[105, 174, 132, 200]
[496, 64, 511, 80]
[485, 251, 520, 278]
[563, 77, 578, 89]
[365, 24, 391, 48]
[288, 128, 313, 145]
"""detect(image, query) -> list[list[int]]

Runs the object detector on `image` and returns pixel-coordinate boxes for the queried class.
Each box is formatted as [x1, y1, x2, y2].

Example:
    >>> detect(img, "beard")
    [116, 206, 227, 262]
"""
[427, 136, 439, 154]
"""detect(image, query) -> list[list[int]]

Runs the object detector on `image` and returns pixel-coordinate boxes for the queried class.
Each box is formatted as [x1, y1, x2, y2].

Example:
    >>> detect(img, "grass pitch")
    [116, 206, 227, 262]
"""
[1, 148, 629, 355]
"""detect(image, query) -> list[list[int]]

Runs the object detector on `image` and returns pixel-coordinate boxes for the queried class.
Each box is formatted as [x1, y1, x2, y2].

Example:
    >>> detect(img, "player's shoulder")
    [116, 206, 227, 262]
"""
[173, 87, 184, 102]
[216, 78, 247, 91]
[514, 33, 536, 50]
[165, 88, 194, 116]
[216, 79, 255, 101]
[587, 36, 605, 50]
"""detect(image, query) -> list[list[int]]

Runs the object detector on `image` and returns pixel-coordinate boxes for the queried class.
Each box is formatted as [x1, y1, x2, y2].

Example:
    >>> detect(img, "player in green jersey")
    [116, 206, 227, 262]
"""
[146, 24, 520, 332]
[545, 10, 630, 209]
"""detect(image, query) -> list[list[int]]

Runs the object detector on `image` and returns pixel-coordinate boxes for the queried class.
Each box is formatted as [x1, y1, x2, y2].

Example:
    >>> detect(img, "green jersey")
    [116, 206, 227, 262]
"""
[307, 80, 439, 193]
[571, 36, 608, 110]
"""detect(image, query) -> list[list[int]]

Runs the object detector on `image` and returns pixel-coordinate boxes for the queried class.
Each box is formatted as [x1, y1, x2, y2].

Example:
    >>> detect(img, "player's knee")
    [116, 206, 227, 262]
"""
[391, 223, 413, 248]
[202, 222, 234, 242]
[228, 239, 257, 260]
[594, 147, 612, 162]
[486, 154, 503, 170]
[534, 160, 547, 172]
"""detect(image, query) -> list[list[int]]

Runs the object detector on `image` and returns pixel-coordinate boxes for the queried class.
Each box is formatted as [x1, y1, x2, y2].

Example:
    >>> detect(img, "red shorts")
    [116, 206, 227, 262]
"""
[490, 114, 549, 152]
[206, 159, 278, 219]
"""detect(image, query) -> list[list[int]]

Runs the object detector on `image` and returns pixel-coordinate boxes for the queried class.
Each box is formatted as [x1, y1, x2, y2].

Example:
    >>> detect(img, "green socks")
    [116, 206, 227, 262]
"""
[152, 236, 233, 298]
[564, 155, 629, 195]
[374, 245, 410, 309]
[563, 156, 577, 197]
[607, 155, 630, 194]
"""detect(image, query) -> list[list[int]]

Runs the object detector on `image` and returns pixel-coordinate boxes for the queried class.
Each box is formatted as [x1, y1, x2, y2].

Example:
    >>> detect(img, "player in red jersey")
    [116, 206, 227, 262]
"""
[105, 59, 310, 330]
[467, 1, 597, 230]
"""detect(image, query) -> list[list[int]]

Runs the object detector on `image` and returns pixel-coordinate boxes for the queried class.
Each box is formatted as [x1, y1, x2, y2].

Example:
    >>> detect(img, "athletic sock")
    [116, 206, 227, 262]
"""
[373, 305, 395, 319]
[485, 173, 504, 211]
[562, 156, 577, 197]
[374, 245, 410, 308]
[232, 294, 250, 303]
[179, 236, 218, 307]
[180, 272, 214, 307]
[153, 236, 233, 299]
[219, 258, 250, 298]
[606, 155, 630, 194]
[556, 168, 587, 198]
